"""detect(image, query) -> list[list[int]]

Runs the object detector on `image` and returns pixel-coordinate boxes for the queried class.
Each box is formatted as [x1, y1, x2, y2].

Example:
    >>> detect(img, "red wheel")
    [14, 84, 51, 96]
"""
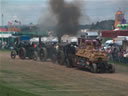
[19, 48, 26, 59]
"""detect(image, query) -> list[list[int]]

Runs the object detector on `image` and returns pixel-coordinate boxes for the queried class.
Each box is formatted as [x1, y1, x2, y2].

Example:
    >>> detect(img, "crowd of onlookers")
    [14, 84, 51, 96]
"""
[104, 44, 128, 64]
[0, 40, 9, 49]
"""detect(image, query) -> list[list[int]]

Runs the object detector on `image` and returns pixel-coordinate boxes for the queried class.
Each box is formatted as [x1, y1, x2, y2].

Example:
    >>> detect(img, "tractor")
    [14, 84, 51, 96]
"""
[34, 42, 57, 62]
[75, 38, 115, 73]
[57, 37, 115, 73]
[10, 40, 37, 60]
[18, 40, 36, 59]
[57, 43, 77, 67]
[30, 37, 57, 62]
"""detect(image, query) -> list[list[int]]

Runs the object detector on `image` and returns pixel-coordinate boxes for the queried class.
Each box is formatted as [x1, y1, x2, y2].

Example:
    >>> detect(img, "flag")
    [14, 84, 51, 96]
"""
[13, 20, 22, 25]
[8, 21, 12, 25]
[12, 20, 15, 23]
[14, 20, 18, 23]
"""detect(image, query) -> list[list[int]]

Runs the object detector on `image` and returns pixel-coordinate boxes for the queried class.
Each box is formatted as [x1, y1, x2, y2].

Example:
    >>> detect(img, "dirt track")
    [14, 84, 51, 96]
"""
[1, 52, 128, 83]
[96, 64, 128, 83]
[0, 52, 128, 96]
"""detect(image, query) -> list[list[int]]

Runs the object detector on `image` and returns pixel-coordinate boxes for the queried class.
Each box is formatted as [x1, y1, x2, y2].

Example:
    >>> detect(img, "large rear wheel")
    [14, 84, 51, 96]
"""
[19, 48, 26, 59]
[57, 50, 65, 65]
[11, 50, 17, 59]
[51, 54, 57, 63]
[90, 63, 97, 73]
[108, 64, 115, 73]
[65, 58, 73, 68]
[33, 51, 38, 61]
[40, 47, 47, 61]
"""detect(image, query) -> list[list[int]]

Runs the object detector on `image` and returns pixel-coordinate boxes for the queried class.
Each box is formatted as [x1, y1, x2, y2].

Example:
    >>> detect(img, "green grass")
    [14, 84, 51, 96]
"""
[0, 51, 128, 96]
[0, 84, 39, 96]
[0, 70, 16, 74]
[1, 69, 127, 96]
[110, 61, 128, 67]
[0, 49, 10, 52]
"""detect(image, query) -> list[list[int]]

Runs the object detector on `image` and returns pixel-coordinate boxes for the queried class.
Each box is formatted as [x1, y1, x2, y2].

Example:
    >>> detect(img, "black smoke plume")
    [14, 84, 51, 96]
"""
[49, 0, 81, 42]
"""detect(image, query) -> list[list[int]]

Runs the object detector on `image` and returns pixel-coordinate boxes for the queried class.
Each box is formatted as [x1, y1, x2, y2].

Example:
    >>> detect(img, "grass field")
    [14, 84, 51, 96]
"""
[0, 52, 128, 96]
[112, 61, 128, 67]
[0, 83, 38, 96]
[0, 49, 10, 52]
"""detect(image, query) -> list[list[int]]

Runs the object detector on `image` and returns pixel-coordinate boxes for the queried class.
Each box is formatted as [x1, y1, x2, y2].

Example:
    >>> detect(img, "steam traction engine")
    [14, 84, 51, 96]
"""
[31, 37, 57, 62]
[11, 40, 36, 59]
[75, 38, 115, 73]
[36, 42, 57, 62]
[57, 37, 115, 73]
[57, 43, 76, 67]
[11, 37, 57, 62]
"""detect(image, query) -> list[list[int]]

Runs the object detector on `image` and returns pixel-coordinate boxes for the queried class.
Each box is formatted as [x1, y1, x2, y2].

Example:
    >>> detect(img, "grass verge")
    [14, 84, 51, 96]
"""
[0, 83, 39, 96]
[0, 49, 10, 52]
[109, 61, 128, 67]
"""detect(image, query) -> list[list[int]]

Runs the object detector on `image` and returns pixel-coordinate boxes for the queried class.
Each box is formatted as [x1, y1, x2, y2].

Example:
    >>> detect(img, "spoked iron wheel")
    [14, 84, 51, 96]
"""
[65, 58, 72, 68]
[51, 54, 57, 63]
[19, 48, 26, 59]
[108, 64, 115, 73]
[40, 47, 47, 61]
[90, 63, 97, 73]
[33, 51, 38, 61]
[11, 50, 17, 59]
[57, 50, 65, 65]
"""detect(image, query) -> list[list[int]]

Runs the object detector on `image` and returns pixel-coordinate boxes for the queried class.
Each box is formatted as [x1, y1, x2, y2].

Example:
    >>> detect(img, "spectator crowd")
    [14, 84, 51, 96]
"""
[105, 44, 128, 64]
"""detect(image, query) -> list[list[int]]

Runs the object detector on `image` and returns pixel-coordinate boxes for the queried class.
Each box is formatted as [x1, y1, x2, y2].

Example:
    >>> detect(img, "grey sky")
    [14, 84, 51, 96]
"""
[0, 0, 128, 25]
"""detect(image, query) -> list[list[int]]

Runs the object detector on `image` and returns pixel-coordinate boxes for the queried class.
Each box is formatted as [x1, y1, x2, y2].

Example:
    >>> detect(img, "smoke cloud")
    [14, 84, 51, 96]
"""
[38, 6, 57, 35]
[49, 0, 82, 39]
[38, 0, 58, 37]
[38, 0, 89, 38]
